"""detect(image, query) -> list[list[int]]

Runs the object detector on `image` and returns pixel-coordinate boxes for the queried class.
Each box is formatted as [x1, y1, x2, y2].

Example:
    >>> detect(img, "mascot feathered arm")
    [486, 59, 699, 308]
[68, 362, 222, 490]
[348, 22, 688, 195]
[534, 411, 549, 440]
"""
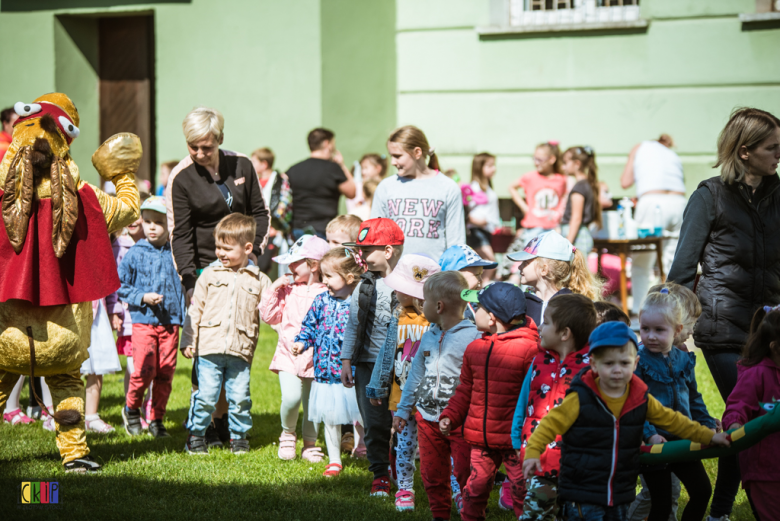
[85, 133, 142, 233]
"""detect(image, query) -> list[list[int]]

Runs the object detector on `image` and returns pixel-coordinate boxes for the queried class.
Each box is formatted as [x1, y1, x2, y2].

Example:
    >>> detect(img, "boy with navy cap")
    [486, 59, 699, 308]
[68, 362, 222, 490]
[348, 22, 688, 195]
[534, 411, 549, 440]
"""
[522, 322, 731, 521]
[439, 283, 541, 520]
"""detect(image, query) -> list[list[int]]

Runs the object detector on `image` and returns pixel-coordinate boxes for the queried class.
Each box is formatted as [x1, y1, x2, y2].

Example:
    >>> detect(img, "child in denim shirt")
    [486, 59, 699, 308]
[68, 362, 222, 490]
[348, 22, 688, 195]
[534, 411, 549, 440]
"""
[635, 290, 718, 521]
[119, 197, 186, 438]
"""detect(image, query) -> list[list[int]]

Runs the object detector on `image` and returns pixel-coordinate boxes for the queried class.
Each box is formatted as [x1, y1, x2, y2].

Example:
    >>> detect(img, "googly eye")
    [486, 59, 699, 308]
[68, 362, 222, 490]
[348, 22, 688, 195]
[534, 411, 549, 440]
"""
[58, 116, 80, 139]
[763, 403, 776, 412]
[14, 102, 42, 117]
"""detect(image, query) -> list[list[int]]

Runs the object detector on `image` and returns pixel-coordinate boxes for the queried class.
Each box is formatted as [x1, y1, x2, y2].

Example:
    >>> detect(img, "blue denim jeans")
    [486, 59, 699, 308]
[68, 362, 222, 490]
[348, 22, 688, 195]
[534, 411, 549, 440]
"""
[561, 501, 629, 521]
[189, 354, 252, 439]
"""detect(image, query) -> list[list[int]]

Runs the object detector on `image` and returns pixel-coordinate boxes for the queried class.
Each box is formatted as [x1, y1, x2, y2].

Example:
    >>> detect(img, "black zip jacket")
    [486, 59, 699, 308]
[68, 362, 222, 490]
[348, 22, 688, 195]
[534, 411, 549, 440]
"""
[668, 174, 780, 349]
[169, 150, 269, 292]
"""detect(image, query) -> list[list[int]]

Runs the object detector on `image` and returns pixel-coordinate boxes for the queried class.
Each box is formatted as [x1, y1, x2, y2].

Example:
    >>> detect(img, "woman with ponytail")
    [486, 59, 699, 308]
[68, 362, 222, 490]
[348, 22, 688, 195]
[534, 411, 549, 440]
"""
[507, 230, 602, 327]
[560, 146, 601, 254]
[371, 125, 466, 259]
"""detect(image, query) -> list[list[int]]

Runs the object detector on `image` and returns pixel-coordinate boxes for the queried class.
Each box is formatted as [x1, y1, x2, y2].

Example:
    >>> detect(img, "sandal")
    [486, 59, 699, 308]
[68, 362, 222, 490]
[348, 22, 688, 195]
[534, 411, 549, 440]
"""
[278, 432, 297, 460]
[351, 444, 367, 459]
[3, 408, 35, 425]
[85, 416, 115, 433]
[323, 463, 342, 477]
[301, 445, 324, 463]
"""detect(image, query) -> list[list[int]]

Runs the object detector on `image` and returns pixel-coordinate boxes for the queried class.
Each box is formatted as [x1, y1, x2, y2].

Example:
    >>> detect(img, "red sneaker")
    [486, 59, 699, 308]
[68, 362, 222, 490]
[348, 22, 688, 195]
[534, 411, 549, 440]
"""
[370, 476, 391, 497]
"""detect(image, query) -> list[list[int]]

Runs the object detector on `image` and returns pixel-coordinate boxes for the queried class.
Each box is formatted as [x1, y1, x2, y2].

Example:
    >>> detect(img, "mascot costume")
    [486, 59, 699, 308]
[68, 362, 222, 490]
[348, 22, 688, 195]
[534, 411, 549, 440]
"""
[0, 93, 141, 472]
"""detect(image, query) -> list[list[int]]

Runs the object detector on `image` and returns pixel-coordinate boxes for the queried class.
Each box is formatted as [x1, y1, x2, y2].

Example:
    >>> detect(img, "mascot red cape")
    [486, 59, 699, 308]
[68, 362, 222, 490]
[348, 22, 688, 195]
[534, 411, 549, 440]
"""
[0, 93, 141, 472]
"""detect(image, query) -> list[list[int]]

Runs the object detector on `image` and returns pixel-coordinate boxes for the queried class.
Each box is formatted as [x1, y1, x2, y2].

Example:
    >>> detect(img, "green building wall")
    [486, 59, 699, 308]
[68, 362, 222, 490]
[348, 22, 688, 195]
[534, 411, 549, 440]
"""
[0, 0, 396, 187]
[397, 0, 780, 197]
[1, 0, 777, 199]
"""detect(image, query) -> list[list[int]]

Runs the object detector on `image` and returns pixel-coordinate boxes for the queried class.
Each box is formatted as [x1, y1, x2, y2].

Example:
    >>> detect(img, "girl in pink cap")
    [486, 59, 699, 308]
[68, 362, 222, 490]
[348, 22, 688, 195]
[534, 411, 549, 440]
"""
[259, 234, 329, 462]
[366, 253, 440, 511]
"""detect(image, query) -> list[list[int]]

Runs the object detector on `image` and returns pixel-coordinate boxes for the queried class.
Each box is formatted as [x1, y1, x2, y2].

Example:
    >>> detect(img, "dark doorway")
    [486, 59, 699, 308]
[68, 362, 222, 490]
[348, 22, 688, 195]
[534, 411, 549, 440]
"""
[98, 16, 156, 188]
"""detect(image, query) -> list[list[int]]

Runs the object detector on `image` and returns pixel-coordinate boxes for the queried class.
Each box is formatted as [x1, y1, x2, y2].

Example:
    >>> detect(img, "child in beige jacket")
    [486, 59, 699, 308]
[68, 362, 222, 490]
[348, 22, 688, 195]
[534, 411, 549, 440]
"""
[183, 214, 271, 455]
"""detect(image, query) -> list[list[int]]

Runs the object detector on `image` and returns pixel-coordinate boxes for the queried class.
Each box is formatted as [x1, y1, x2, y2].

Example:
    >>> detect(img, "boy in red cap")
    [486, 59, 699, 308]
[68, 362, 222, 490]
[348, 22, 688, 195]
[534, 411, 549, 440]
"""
[341, 218, 404, 497]
[439, 282, 541, 520]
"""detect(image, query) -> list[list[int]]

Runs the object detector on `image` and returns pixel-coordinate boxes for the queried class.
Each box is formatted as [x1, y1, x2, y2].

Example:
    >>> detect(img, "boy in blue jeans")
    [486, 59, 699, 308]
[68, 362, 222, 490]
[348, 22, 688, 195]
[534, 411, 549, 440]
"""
[119, 196, 186, 439]
[183, 214, 271, 454]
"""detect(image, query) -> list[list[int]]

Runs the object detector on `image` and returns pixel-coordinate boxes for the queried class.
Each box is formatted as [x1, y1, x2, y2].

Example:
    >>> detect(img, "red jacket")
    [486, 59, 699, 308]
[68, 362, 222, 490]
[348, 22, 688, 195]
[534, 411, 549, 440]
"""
[518, 345, 591, 478]
[441, 321, 540, 449]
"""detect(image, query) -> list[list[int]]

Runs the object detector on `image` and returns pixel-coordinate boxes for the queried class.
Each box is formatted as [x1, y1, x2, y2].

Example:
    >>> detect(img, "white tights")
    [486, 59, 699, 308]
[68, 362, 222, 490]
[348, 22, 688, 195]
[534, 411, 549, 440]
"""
[322, 423, 342, 465]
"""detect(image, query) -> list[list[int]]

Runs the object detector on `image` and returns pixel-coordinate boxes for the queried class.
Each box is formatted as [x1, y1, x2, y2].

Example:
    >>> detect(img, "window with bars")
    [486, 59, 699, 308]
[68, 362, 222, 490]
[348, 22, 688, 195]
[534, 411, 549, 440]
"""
[527, 0, 638, 10]
[509, 0, 643, 27]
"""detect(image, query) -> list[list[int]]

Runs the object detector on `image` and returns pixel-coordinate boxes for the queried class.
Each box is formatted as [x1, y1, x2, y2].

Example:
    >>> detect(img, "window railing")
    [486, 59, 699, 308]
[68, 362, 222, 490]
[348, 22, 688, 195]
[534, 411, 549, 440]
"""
[509, 0, 641, 27]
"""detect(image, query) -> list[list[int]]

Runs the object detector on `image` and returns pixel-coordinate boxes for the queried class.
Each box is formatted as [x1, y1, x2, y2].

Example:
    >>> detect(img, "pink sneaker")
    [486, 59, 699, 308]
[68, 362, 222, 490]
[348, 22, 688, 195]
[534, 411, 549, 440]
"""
[395, 490, 415, 511]
[498, 479, 513, 511]
[278, 432, 297, 460]
[301, 445, 324, 463]
[3, 408, 35, 425]
[454, 491, 463, 515]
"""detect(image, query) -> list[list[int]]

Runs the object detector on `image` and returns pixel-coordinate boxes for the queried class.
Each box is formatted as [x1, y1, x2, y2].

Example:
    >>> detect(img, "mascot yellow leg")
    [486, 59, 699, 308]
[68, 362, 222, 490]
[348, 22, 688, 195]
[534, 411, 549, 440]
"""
[47, 370, 88, 464]
[0, 370, 21, 413]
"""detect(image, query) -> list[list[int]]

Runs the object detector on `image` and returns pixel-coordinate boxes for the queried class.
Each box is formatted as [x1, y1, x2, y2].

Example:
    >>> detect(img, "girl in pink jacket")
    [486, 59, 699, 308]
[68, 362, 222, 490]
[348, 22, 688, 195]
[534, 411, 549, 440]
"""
[260, 235, 329, 462]
[723, 306, 780, 520]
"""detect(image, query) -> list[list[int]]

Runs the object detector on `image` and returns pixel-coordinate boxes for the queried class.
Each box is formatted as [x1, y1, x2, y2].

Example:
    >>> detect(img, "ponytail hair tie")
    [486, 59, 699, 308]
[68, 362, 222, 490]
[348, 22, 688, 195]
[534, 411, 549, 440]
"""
[571, 246, 577, 252]
[428, 147, 436, 156]
[764, 304, 780, 313]
[548, 140, 560, 146]
[660, 288, 670, 294]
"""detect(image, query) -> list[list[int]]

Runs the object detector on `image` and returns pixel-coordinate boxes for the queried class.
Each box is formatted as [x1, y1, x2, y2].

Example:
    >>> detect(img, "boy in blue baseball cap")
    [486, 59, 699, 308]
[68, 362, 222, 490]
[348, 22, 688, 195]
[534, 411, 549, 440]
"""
[439, 244, 498, 291]
[522, 322, 731, 520]
[439, 282, 540, 519]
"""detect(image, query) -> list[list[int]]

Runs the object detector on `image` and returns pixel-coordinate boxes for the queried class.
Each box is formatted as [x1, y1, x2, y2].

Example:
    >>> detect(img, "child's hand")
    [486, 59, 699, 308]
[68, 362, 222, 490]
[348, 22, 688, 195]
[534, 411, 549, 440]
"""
[710, 431, 731, 447]
[393, 416, 407, 433]
[109, 313, 123, 331]
[523, 458, 543, 480]
[182, 347, 195, 359]
[370, 398, 382, 406]
[439, 417, 452, 436]
[728, 422, 743, 431]
[647, 434, 667, 445]
[142, 293, 164, 306]
[291, 342, 304, 356]
[341, 360, 354, 388]
[271, 275, 292, 291]
[714, 419, 723, 433]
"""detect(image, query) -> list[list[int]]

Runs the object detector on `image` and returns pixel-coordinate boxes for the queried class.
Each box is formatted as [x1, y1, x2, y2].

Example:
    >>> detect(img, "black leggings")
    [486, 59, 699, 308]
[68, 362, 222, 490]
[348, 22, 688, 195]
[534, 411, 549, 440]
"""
[644, 461, 711, 521]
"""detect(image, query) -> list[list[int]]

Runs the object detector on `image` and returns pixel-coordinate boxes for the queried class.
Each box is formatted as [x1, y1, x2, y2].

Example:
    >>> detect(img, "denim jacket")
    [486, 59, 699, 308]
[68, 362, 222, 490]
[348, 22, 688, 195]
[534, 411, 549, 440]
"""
[366, 308, 401, 399]
[118, 240, 186, 326]
[635, 345, 716, 441]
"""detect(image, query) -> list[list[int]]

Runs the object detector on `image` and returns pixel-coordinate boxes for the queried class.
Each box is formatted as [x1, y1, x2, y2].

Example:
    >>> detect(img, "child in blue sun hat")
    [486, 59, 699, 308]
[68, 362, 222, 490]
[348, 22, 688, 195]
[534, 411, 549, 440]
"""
[439, 244, 498, 324]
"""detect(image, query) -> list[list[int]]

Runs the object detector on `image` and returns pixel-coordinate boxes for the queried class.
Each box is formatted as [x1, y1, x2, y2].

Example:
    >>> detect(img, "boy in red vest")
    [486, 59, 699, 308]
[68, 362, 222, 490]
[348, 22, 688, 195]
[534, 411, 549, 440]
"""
[439, 282, 540, 520]
[511, 293, 597, 520]
[522, 322, 731, 520]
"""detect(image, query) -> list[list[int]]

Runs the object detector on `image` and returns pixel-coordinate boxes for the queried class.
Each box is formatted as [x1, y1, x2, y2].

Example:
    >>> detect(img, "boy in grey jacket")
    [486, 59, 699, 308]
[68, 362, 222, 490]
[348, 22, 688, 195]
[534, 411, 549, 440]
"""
[341, 218, 404, 497]
[393, 271, 481, 520]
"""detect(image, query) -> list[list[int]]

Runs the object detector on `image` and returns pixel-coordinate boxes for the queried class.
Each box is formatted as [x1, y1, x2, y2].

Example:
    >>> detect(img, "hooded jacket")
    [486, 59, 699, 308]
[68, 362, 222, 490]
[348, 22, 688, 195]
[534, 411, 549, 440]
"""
[441, 321, 540, 449]
[395, 320, 481, 423]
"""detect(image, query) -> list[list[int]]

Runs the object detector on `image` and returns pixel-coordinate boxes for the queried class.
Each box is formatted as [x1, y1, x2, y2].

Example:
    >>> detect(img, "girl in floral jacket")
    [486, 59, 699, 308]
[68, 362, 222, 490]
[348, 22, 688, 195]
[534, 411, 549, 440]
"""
[293, 249, 365, 477]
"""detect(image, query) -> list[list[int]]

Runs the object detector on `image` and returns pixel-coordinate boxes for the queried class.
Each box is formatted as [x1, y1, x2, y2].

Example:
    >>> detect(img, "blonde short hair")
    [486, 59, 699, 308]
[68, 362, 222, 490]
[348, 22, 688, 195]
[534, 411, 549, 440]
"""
[214, 213, 255, 246]
[183, 107, 224, 144]
[326, 214, 363, 241]
[424, 271, 467, 310]
[648, 282, 701, 329]
[640, 291, 684, 329]
[715, 107, 780, 184]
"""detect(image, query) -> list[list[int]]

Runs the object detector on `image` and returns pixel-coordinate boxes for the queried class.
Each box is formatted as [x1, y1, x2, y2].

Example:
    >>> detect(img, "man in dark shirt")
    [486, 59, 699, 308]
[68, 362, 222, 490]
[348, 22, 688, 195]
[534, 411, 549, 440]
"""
[286, 128, 356, 239]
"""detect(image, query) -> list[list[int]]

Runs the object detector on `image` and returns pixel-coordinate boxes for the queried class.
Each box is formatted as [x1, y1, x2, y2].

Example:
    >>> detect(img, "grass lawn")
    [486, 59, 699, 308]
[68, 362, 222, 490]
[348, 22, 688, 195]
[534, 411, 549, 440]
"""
[0, 326, 756, 520]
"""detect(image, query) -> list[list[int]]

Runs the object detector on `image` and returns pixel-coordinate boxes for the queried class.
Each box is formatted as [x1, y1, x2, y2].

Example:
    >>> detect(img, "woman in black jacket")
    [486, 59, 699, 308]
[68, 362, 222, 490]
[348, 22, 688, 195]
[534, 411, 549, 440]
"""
[166, 107, 270, 298]
[668, 107, 780, 520]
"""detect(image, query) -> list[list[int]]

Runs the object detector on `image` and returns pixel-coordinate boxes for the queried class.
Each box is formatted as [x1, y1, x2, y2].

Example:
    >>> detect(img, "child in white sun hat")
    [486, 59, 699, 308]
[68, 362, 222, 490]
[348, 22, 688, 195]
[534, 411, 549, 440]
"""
[506, 230, 602, 328]
[259, 234, 330, 462]
[367, 254, 440, 512]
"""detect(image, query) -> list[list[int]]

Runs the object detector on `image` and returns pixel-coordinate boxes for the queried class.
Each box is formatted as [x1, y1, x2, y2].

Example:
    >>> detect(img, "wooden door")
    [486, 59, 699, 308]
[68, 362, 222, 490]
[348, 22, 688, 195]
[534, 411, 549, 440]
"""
[99, 16, 155, 188]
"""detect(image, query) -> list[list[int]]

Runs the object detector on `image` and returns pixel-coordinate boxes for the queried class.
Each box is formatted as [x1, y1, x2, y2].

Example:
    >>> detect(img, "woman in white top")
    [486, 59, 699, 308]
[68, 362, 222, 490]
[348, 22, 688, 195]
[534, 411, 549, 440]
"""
[621, 134, 686, 315]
